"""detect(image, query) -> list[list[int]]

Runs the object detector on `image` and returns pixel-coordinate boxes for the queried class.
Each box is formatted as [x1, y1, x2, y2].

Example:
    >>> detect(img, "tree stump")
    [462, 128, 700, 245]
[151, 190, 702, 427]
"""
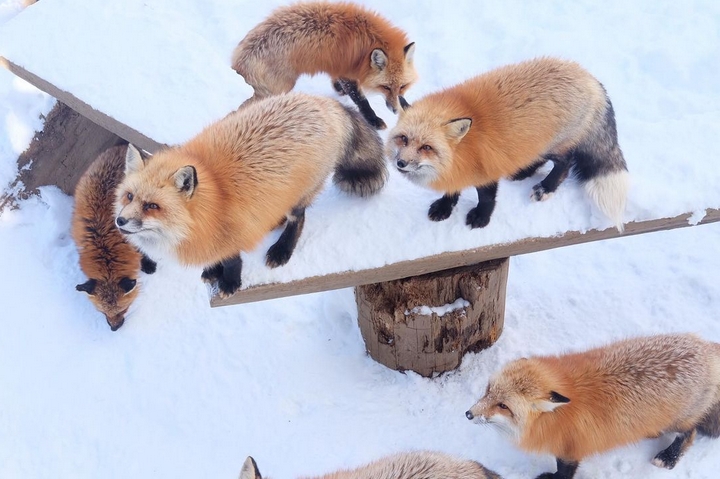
[355, 258, 508, 377]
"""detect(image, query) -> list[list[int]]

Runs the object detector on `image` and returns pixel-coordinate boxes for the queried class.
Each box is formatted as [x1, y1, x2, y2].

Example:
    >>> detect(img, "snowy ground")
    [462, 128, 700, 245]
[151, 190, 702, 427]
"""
[1, 1, 720, 478]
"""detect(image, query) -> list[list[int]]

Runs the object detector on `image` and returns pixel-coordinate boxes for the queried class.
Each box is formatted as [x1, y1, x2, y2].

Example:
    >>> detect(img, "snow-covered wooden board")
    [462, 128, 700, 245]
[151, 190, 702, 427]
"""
[1, 0, 718, 306]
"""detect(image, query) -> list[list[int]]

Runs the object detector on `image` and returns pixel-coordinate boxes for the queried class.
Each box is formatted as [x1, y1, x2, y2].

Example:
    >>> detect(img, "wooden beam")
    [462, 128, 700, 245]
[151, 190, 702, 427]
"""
[211, 208, 720, 307]
[1, 58, 165, 154]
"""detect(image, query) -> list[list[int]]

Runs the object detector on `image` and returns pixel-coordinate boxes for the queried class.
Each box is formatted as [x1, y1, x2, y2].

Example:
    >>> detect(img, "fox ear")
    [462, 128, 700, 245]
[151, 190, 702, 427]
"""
[76, 278, 97, 296]
[404, 42, 415, 63]
[370, 48, 388, 71]
[118, 277, 137, 294]
[125, 143, 146, 175]
[445, 118, 472, 141]
[534, 391, 571, 412]
[239, 457, 262, 479]
[173, 165, 198, 198]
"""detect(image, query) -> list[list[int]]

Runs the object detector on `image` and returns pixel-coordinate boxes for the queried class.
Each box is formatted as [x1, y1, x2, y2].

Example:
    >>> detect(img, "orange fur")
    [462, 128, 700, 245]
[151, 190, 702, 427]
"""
[468, 334, 720, 466]
[72, 145, 143, 330]
[232, 2, 416, 110]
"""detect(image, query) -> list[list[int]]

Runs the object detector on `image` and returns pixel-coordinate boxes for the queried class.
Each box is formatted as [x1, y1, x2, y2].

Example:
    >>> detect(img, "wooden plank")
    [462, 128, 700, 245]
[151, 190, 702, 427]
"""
[0, 59, 165, 154]
[211, 208, 720, 307]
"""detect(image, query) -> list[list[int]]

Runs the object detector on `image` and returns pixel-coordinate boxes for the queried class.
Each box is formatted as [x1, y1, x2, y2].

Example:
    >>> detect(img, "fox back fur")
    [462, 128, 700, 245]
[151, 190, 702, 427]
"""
[115, 92, 386, 297]
[72, 145, 155, 331]
[232, 2, 417, 128]
[387, 57, 629, 231]
[467, 333, 720, 477]
[239, 451, 501, 479]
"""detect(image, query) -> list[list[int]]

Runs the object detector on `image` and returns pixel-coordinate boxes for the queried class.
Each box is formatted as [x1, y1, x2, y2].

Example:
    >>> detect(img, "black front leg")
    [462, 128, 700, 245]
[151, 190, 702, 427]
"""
[266, 206, 306, 268]
[652, 429, 696, 469]
[217, 255, 243, 298]
[337, 78, 386, 130]
[535, 458, 579, 479]
[428, 192, 460, 221]
[140, 254, 157, 274]
[466, 182, 498, 229]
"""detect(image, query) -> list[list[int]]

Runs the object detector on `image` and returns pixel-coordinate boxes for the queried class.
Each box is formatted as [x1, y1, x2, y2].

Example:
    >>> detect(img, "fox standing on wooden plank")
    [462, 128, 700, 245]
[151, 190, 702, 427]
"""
[239, 451, 502, 479]
[466, 333, 720, 479]
[231, 1, 417, 130]
[73, 145, 156, 331]
[387, 57, 629, 231]
[115, 92, 387, 298]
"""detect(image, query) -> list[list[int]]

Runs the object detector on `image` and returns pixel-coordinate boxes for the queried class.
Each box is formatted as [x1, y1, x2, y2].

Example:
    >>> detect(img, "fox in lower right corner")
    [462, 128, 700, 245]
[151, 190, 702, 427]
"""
[466, 333, 720, 479]
[387, 57, 629, 231]
[239, 451, 501, 479]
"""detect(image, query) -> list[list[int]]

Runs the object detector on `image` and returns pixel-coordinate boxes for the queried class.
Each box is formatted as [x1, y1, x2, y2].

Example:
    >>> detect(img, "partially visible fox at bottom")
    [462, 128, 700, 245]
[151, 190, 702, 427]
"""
[239, 451, 501, 479]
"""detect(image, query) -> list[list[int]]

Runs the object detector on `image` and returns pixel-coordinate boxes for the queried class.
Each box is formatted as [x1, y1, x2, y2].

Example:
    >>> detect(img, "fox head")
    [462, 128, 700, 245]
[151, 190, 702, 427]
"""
[362, 42, 417, 114]
[76, 276, 138, 331]
[465, 359, 570, 442]
[239, 457, 263, 479]
[387, 105, 472, 187]
[115, 144, 197, 258]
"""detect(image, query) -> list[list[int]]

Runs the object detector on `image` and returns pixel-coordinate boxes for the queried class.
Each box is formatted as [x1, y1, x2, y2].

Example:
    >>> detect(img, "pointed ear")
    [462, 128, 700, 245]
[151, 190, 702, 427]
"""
[445, 118, 472, 141]
[239, 457, 262, 479]
[534, 391, 571, 412]
[173, 166, 197, 198]
[125, 144, 146, 175]
[118, 277, 137, 294]
[370, 48, 388, 71]
[76, 278, 97, 295]
[404, 42, 415, 63]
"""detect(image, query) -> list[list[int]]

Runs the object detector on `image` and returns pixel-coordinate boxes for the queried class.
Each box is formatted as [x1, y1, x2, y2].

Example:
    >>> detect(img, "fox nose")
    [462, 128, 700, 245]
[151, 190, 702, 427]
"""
[465, 410, 474, 420]
[116, 216, 128, 227]
[397, 159, 407, 169]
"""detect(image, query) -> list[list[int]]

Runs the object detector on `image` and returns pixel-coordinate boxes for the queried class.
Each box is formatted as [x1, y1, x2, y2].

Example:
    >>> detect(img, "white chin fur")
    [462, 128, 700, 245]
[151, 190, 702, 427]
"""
[584, 170, 629, 232]
[487, 415, 521, 442]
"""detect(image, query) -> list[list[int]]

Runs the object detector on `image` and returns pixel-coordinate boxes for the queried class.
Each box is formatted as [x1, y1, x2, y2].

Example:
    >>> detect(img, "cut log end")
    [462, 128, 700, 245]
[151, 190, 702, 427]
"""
[356, 258, 509, 377]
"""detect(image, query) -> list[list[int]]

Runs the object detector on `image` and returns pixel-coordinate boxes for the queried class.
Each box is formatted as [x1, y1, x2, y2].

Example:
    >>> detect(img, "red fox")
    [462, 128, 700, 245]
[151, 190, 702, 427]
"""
[115, 92, 387, 298]
[387, 57, 629, 231]
[72, 145, 156, 331]
[231, 1, 417, 130]
[239, 451, 501, 479]
[466, 333, 720, 479]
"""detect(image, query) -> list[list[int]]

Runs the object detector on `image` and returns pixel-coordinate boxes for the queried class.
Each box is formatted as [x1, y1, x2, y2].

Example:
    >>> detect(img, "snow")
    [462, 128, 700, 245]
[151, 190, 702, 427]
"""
[407, 298, 471, 318]
[0, 0, 719, 478]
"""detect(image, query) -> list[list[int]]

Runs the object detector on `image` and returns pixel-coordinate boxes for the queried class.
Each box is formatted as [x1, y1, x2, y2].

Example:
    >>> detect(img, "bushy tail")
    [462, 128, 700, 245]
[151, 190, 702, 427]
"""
[574, 95, 629, 232]
[333, 106, 389, 197]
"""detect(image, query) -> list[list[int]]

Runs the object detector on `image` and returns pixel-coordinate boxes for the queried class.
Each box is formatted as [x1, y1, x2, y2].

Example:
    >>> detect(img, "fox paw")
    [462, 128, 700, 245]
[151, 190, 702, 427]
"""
[531, 183, 554, 202]
[428, 198, 455, 221]
[651, 451, 679, 470]
[266, 242, 294, 269]
[535, 474, 558, 479]
[332, 80, 346, 95]
[466, 206, 492, 229]
[201, 263, 224, 284]
[366, 115, 387, 130]
[141, 256, 157, 275]
[216, 276, 241, 299]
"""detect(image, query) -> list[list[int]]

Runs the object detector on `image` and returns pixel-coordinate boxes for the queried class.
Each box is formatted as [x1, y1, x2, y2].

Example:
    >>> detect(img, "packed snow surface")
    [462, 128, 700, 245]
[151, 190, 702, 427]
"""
[1, 1, 719, 478]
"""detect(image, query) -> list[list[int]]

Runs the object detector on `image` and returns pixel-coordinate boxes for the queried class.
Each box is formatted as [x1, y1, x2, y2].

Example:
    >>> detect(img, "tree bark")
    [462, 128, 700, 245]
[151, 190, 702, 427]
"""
[356, 258, 508, 377]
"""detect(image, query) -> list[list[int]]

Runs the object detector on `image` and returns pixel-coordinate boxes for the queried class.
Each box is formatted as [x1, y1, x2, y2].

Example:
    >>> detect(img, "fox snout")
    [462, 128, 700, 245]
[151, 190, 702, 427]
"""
[106, 312, 126, 331]
[385, 97, 398, 114]
[465, 410, 474, 420]
[115, 215, 141, 233]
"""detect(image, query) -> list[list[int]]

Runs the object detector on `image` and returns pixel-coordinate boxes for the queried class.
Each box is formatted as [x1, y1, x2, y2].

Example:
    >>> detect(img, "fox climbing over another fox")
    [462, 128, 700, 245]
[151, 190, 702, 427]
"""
[232, 1, 417, 130]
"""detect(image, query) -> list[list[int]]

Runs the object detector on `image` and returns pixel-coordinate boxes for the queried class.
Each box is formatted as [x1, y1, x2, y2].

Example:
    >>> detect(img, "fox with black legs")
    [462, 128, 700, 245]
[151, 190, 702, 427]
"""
[387, 57, 629, 231]
[115, 93, 386, 298]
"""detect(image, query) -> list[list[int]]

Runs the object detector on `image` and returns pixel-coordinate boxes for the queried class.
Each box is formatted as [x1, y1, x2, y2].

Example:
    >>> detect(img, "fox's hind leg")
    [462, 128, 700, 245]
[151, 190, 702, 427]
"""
[535, 457, 579, 479]
[140, 254, 157, 275]
[531, 153, 572, 201]
[428, 192, 460, 221]
[202, 255, 243, 298]
[336, 78, 386, 130]
[266, 206, 306, 268]
[652, 428, 696, 469]
[697, 400, 720, 438]
[466, 182, 498, 229]
[511, 159, 547, 181]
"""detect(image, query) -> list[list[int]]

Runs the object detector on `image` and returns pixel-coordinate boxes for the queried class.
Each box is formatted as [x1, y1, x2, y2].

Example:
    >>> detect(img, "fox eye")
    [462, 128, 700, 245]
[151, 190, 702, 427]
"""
[498, 402, 509, 410]
[381, 85, 391, 92]
[143, 202, 160, 211]
[126, 192, 134, 201]
[400, 84, 408, 91]
[420, 144, 433, 152]
[397, 135, 408, 146]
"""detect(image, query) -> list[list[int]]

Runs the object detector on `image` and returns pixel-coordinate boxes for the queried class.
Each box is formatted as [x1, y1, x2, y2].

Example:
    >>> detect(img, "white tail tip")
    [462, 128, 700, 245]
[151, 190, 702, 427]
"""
[584, 170, 629, 232]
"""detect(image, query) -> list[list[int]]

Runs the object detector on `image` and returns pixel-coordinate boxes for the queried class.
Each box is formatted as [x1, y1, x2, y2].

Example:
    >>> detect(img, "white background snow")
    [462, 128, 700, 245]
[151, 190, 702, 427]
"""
[0, 0, 719, 478]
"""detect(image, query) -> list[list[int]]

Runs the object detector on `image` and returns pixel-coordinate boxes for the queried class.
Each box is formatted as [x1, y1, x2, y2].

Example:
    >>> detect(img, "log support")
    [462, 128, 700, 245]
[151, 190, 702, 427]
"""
[355, 258, 509, 377]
